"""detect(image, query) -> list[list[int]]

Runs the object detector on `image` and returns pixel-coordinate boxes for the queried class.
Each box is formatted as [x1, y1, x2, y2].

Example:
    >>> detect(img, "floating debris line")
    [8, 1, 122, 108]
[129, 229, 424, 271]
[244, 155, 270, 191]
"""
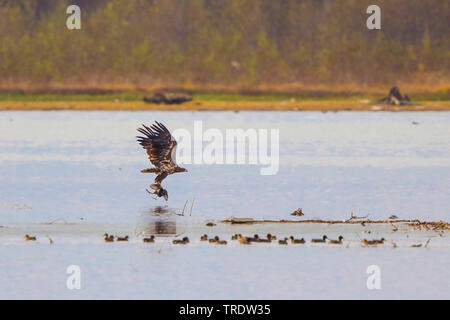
[221, 218, 449, 230]
[409, 220, 450, 231]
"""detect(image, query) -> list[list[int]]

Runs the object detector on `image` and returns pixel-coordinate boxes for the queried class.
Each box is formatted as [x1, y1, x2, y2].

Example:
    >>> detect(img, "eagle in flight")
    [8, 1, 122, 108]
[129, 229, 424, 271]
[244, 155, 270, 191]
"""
[137, 121, 187, 201]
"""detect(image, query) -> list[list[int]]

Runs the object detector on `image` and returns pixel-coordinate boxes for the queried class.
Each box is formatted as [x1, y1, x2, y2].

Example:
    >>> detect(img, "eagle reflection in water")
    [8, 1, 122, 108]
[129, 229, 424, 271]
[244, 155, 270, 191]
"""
[136, 206, 178, 237]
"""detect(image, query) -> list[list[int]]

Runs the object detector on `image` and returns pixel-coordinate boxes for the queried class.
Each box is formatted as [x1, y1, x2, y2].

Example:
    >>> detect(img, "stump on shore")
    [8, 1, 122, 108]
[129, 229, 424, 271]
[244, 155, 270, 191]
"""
[375, 86, 413, 106]
[143, 92, 193, 105]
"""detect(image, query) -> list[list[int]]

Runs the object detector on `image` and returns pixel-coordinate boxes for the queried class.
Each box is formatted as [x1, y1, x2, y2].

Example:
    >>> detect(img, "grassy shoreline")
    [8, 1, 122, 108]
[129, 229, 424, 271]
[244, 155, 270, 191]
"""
[0, 92, 449, 111]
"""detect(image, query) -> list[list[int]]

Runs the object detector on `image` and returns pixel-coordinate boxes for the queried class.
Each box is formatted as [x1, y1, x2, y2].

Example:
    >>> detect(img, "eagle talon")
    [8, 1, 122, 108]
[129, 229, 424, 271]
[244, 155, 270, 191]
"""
[146, 188, 158, 200]
[146, 187, 168, 201]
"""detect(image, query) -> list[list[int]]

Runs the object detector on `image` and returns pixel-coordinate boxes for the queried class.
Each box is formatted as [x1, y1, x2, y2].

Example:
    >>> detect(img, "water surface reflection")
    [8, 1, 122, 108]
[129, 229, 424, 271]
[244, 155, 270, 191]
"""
[136, 206, 180, 237]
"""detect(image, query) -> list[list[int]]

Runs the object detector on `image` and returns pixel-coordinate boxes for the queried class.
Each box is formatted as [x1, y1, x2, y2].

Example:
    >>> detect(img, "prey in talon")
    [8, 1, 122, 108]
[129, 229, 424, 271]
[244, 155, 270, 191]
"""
[146, 184, 169, 201]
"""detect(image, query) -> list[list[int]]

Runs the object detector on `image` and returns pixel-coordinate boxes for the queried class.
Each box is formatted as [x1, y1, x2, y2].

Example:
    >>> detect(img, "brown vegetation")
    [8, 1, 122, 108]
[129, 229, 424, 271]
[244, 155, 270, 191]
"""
[0, 0, 448, 93]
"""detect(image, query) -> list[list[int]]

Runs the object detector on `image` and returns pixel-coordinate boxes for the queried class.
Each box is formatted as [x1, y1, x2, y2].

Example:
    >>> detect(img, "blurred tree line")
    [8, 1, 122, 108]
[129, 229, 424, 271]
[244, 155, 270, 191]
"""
[0, 0, 448, 89]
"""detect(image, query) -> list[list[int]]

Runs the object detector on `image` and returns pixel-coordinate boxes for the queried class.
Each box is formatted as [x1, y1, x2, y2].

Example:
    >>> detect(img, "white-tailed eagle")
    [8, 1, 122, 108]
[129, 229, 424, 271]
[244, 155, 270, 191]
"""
[137, 121, 187, 201]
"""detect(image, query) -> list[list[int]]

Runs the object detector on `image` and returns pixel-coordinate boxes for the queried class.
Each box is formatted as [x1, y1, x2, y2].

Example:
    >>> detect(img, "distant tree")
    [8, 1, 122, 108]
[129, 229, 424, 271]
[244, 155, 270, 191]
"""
[0, 0, 448, 87]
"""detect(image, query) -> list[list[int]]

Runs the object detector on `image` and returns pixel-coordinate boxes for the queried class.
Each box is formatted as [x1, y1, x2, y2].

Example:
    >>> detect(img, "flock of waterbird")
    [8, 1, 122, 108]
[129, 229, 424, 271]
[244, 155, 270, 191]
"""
[100, 233, 384, 246]
[229, 234, 347, 245]
[21, 232, 386, 246]
[21, 232, 388, 246]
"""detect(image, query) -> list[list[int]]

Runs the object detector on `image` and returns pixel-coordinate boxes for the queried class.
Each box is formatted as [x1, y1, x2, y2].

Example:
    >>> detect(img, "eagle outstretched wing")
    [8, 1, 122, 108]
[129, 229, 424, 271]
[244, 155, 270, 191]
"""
[136, 121, 178, 169]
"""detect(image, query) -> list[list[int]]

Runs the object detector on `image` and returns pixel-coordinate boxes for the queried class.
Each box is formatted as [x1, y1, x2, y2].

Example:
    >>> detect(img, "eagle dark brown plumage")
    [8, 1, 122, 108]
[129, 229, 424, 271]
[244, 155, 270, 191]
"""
[136, 121, 187, 201]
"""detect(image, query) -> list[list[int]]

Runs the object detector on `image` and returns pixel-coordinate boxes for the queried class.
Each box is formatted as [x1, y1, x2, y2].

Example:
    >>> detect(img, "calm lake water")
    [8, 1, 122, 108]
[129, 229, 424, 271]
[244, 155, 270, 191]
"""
[1, 111, 449, 223]
[0, 111, 449, 299]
